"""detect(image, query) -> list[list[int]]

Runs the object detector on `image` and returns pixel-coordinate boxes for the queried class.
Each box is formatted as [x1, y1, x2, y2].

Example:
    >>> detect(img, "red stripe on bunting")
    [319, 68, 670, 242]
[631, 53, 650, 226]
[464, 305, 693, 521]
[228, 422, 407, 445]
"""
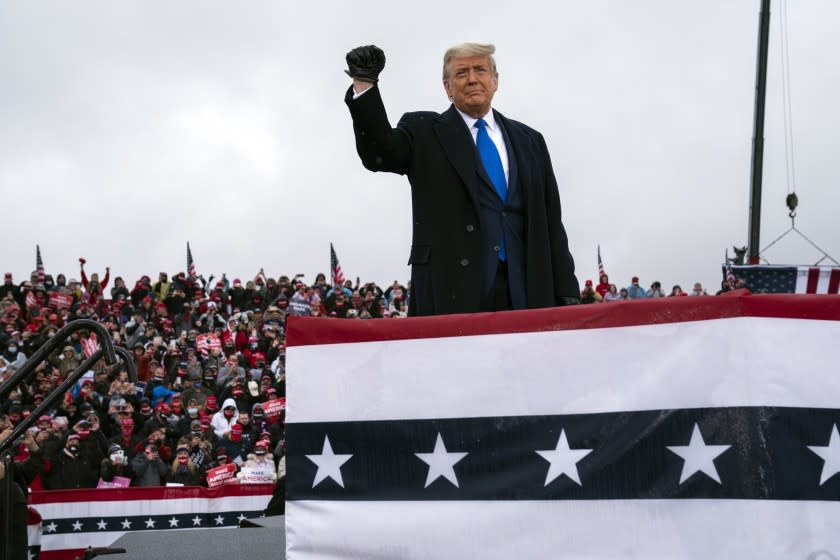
[286, 291, 840, 347]
[806, 268, 821, 294]
[28, 483, 275, 505]
[828, 269, 840, 295]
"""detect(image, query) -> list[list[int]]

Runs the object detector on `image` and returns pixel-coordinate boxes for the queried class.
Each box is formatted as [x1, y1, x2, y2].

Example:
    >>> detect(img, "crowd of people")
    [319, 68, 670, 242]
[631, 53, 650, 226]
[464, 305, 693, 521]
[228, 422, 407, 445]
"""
[1, 259, 742, 495]
[577, 273, 745, 304]
[0, 258, 410, 501]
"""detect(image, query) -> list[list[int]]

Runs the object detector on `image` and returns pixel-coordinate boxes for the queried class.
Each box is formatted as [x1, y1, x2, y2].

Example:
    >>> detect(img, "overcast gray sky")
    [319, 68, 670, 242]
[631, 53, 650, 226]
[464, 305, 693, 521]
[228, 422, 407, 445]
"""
[1, 1, 837, 293]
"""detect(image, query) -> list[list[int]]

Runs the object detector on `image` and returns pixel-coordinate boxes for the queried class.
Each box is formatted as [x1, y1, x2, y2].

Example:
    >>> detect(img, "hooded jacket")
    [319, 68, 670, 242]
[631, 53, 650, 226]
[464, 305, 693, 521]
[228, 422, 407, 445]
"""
[210, 397, 239, 438]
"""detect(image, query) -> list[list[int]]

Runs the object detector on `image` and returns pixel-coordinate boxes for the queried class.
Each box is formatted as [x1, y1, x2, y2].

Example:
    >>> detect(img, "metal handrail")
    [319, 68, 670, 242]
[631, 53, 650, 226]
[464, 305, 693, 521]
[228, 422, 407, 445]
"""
[1, 319, 121, 560]
[0, 319, 117, 400]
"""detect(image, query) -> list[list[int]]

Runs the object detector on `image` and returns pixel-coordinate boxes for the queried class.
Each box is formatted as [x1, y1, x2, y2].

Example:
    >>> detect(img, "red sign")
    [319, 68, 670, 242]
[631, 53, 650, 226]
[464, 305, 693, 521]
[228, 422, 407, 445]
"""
[205, 463, 238, 488]
[262, 397, 287, 422]
[49, 293, 74, 310]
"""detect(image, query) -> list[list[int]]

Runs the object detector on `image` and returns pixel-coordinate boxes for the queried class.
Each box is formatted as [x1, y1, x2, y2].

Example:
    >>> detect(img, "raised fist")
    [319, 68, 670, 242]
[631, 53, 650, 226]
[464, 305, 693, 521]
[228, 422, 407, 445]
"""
[79, 257, 87, 265]
[345, 45, 386, 84]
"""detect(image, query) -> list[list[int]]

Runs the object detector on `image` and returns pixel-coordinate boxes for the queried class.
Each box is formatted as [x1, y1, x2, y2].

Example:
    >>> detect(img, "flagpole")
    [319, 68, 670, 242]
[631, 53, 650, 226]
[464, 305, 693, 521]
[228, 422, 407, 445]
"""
[747, 0, 772, 264]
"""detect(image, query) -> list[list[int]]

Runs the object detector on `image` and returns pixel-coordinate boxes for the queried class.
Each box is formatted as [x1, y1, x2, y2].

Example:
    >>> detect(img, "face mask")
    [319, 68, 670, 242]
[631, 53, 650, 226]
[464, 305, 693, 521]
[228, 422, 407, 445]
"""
[253, 412, 264, 422]
[188, 407, 198, 416]
[230, 431, 242, 442]
[250, 343, 258, 349]
[68, 445, 80, 455]
[223, 409, 234, 419]
[178, 455, 189, 465]
[110, 451, 124, 463]
[193, 381, 201, 389]
[8, 347, 16, 354]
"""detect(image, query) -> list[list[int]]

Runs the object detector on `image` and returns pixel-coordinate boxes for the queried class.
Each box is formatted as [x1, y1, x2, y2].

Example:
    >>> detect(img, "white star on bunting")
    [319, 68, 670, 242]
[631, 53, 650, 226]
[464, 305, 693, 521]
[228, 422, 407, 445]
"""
[808, 424, 840, 485]
[192, 516, 202, 526]
[168, 517, 180, 528]
[535, 429, 593, 486]
[306, 435, 353, 488]
[237, 514, 247, 523]
[214, 515, 225, 526]
[145, 518, 156, 529]
[415, 432, 468, 488]
[96, 519, 107, 530]
[667, 423, 731, 484]
[45, 522, 57, 533]
[121, 519, 132, 529]
[72, 520, 83, 531]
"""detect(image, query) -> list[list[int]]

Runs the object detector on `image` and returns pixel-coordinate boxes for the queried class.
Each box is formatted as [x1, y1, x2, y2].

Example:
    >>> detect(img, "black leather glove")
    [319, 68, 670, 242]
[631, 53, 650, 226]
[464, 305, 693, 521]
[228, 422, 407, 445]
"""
[345, 45, 386, 84]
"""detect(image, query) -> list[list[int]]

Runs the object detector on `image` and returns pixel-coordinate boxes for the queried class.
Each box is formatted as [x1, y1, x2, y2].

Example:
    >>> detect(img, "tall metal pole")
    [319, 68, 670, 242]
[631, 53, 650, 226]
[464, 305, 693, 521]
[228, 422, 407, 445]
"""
[747, 0, 772, 264]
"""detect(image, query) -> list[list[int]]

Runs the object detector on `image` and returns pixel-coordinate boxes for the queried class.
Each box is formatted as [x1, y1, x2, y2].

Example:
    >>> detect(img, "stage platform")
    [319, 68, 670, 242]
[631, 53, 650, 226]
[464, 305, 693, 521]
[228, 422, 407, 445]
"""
[108, 516, 285, 559]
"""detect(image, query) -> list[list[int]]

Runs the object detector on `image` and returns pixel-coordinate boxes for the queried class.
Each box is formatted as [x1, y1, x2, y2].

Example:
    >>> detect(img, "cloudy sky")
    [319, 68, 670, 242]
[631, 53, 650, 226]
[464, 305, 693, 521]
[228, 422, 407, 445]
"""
[1, 1, 837, 294]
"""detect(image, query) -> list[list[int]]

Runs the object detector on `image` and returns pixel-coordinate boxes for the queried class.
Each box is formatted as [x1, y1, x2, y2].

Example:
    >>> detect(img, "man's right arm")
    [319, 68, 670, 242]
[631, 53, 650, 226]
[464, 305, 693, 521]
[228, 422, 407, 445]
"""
[344, 45, 410, 175]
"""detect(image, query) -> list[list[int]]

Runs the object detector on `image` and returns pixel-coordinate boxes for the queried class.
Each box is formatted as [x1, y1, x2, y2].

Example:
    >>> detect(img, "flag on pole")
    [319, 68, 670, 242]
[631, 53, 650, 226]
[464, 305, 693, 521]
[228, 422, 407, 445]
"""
[285, 294, 840, 559]
[36, 245, 45, 283]
[724, 249, 735, 282]
[187, 242, 196, 278]
[597, 245, 605, 277]
[330, 243, 345, 286]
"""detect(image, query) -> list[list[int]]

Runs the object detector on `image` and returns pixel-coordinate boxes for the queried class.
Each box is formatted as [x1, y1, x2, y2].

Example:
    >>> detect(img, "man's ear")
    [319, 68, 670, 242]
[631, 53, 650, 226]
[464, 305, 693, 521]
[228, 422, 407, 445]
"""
[443, 80, 453, 100]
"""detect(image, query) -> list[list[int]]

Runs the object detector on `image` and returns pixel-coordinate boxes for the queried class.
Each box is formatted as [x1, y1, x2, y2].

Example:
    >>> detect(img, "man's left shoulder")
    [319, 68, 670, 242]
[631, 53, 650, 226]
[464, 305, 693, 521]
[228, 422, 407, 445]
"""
[495, 111, 544, 141]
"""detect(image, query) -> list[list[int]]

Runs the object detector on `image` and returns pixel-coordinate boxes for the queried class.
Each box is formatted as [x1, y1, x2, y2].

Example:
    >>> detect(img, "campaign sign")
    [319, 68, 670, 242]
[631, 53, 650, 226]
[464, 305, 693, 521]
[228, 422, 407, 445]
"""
[206, 463, 238, 488]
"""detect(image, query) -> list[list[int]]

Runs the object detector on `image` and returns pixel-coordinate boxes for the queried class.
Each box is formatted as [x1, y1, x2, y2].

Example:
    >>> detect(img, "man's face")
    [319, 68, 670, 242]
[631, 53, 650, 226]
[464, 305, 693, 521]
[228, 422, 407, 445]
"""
[443, 55, 498, 118]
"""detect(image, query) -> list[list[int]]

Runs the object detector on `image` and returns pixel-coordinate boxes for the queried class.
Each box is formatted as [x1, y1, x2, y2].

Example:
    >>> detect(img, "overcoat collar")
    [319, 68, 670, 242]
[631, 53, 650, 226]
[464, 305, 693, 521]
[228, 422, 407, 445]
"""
[433, 105, 520, 215]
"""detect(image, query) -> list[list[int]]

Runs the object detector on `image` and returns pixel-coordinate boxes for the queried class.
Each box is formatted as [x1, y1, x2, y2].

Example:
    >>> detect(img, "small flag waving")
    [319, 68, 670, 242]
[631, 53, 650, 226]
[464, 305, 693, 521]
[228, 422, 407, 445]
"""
[597, 245, 605, 278]
[187, 242, 196, 278]
[36, 245, 45, 283]
[331, 243, 345, 286]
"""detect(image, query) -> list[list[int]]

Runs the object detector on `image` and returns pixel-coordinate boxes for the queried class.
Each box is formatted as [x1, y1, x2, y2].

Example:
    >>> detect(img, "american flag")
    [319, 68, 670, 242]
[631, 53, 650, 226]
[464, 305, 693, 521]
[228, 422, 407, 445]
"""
[330, 243, 345, 286]
[285, 294, 840, 559]
[187, 242, 196, 278]
[597, 244, 605, 277]
[724, 264, 840, 294]
[36, 244, 45, 283]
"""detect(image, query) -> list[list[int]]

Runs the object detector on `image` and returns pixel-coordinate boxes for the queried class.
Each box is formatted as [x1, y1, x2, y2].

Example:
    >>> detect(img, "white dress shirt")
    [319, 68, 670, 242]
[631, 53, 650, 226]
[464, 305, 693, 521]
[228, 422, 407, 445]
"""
[455, 107, 510, 185]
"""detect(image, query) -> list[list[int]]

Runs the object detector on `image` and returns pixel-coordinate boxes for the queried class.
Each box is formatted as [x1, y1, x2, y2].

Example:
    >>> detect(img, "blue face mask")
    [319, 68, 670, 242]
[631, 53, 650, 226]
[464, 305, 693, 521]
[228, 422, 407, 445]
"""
[193, 381, 201, 389]
[8, 346, 17, 354]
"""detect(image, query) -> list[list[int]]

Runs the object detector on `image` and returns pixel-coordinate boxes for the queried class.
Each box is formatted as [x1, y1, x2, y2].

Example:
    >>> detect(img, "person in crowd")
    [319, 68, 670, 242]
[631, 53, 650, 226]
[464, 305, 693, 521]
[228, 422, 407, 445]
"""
[669, 285, 686, 297]
[603, 284, 622, 302]
[169, 444, 202, 485]
[43, 432, 100, 489]
[625, 276, 647, 299]
[100, 443, 134, 483]
[216, 423, 249, 465]
[690, 282, 707, 296]
[646, 281, 666, 298]
[579, 280, 603, 304]
[130, 442, 168, 486]
[211, 398, 240, 438]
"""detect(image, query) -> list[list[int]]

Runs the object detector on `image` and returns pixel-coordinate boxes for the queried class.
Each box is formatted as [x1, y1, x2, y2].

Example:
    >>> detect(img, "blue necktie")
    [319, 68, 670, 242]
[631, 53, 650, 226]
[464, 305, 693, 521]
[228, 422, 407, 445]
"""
[475, 118, 507, 260]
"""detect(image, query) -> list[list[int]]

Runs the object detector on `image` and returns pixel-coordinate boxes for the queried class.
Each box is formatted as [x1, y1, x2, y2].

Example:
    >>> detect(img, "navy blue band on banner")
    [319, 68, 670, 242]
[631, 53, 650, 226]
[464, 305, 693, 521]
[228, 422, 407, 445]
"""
[286, 407, 840, 501]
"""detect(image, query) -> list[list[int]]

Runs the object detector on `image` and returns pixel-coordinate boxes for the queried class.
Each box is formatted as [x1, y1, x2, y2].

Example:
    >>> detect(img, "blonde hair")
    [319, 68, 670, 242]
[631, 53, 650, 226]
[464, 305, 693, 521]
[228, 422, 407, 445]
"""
[442, 43, 497, 81]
